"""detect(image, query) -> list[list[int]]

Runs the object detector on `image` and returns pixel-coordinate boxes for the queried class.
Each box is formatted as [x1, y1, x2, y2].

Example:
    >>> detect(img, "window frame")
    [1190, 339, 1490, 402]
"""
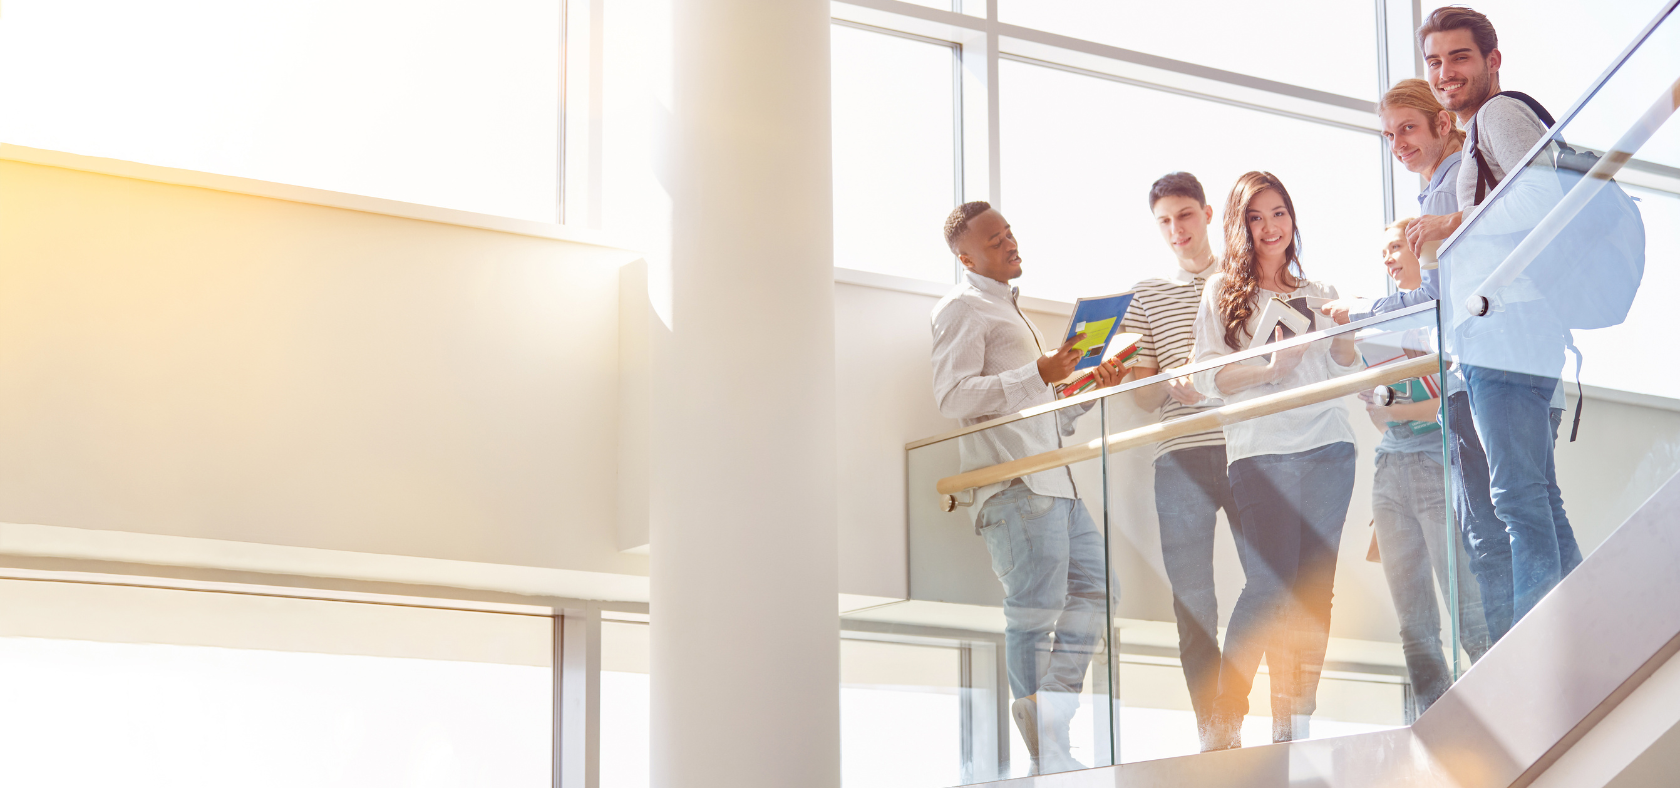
[829, 0, 1402, 292]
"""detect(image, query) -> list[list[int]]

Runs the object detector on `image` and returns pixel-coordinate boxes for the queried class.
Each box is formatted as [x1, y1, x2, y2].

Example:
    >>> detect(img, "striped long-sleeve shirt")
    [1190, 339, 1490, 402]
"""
[1118, 266, 1226, 459]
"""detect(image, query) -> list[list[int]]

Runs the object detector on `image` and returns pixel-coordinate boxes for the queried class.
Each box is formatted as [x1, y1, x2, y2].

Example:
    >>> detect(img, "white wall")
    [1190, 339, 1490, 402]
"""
[0, 160, 646, 578]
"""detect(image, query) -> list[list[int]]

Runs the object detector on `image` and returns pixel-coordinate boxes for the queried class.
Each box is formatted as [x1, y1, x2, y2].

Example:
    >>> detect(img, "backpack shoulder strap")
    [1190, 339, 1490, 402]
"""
[1470, 104, 1497, 205]
[1470, 91, 1560, 206]
[1498, 90, 1557, 128]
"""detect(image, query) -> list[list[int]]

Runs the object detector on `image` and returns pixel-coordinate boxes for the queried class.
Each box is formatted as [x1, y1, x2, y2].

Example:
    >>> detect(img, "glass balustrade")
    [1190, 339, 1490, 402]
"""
[869, 5, 1678, 781]
[1435, 0, 1680, 652]
[868, 306, 1451, 779]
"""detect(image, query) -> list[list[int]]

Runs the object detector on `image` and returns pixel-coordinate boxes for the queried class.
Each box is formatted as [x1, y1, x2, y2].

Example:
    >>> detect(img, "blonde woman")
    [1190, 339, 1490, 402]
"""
[1190, 172, 1362, 749]
[1364, 218, 1490, 721]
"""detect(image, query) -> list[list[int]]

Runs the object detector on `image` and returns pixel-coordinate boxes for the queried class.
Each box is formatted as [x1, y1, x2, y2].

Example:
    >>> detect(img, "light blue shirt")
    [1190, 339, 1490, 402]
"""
[1351, 151, 1461, 322]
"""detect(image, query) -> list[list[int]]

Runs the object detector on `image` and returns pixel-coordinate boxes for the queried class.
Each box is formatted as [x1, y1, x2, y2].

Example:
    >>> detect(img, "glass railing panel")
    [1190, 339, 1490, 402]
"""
[885, 307, 1466, 776]
[1436, 0, 1680, 650]
[880, 406, 1116, 780]
[1101, 307, 1444, 758]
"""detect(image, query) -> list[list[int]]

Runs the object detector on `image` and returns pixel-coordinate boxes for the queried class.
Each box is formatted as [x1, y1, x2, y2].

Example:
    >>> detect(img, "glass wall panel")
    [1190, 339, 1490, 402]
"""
[831, 24, 960, 282]
[998, 59, 1387, 304]
[0, 0, 563, 221]
[998, 0, 1379, 100]
[0, 579, 552, 787]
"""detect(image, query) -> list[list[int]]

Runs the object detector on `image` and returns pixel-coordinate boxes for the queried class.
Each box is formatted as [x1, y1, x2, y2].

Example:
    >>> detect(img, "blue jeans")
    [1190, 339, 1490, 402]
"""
[1446, 390, 1513, 641]
[1463, 366, 1583, 627]
[1215, 442, 1356, 721]
[1153, 445, 1244, 731]
[978, 481, 1112, 704]
[1372, 450, 1491, 718]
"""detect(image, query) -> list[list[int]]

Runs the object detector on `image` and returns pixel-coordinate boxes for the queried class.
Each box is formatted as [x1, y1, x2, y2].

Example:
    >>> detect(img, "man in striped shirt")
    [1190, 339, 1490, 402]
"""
[1118, 172, 1245, 751]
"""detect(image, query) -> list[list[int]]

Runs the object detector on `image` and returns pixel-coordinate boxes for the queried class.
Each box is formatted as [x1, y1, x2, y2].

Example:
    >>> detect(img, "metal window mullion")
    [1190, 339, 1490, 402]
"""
[556, 0, 568, 225]
[558, 609, 602, 788]
[998, 53, 1381, 137]
[985, 0, 1001, 208]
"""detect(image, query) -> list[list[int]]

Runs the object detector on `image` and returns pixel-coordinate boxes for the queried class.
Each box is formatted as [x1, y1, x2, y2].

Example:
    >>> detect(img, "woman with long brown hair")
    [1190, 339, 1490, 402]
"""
[1188, 171, 1362, 750]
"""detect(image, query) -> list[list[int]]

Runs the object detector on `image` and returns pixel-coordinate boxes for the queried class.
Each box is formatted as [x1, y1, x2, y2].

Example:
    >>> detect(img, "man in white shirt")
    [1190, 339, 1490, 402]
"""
[930, 201, 1125, 774]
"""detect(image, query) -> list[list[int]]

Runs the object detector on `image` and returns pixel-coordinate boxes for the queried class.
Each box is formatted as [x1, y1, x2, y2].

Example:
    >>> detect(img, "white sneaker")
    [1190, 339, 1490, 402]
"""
[1038, 745, 1087, 775]
[1036, 692, 1086, 774]
[1011, 697, 1040, 761]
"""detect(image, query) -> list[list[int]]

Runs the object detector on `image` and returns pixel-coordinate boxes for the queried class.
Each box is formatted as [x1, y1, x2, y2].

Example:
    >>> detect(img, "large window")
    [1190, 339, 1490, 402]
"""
[829, 0, 1395, 299]
[601, 619, 651, 788]
[999, 0, 1380, 101]
[0, 0, 563, 221]
[1419, 0, 1674, 159]
[999, 60, 1388, 304]
[831, 23, 961, 282]
[0, 579, 553, 787]
[839, 638, 964, 787]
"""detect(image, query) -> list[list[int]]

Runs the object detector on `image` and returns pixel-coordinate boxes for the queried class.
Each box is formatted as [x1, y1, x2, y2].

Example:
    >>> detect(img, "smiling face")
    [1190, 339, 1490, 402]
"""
[1425, 28, 1501, 117]
[1382, 225, 1422, 290]
[1381, 105, 1453, 176]
[955, 209, 1022, 283]
[1151, 194, 1215, 272]
[1244, 189, 1294, 271]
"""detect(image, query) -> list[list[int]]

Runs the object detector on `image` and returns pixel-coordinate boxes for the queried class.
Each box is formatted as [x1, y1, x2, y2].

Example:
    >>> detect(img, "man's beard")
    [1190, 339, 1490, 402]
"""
[1442, 69, 1493, 113]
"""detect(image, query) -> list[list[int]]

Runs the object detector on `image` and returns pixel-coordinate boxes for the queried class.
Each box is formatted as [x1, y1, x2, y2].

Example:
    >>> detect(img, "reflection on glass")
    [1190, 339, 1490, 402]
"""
[831, 24, 960, 282]
[0, 0, 563, 221]
[999, 60, 1386, 303]
[0, 579, 553, 787]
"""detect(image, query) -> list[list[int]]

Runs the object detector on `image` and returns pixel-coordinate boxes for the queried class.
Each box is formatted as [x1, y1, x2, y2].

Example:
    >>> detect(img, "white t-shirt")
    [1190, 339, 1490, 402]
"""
[1190, 273, 1364, 464]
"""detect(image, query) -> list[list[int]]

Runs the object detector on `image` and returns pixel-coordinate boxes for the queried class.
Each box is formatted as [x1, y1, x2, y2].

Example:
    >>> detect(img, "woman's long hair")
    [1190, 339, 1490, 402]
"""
[1215, 171, 1304, 350]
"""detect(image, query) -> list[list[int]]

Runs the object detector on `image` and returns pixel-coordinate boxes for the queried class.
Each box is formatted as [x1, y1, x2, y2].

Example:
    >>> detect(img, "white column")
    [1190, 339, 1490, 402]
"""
[649, 1, 838, 787]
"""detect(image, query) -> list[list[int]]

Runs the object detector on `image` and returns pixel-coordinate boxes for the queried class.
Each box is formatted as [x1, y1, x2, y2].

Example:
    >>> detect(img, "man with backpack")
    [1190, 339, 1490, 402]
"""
[1405, 6, 1586, 630]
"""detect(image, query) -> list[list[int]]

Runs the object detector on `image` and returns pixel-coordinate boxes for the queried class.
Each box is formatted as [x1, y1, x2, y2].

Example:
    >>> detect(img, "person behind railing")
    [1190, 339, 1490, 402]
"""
[1324, 77, 1510, 665]
[1360, 217, 1491, 717]
[1117, 172, 1247, 752]
[1325, 74, 1539, 648]
[1189, 172, 1364, 748]
[929, 201, 1127, 775]
[1404, 6, 1582, 633]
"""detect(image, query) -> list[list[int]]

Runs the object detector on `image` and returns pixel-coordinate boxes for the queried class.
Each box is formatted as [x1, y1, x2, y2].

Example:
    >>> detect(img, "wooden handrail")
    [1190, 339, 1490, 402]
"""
[935, 354, 1440, 496]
